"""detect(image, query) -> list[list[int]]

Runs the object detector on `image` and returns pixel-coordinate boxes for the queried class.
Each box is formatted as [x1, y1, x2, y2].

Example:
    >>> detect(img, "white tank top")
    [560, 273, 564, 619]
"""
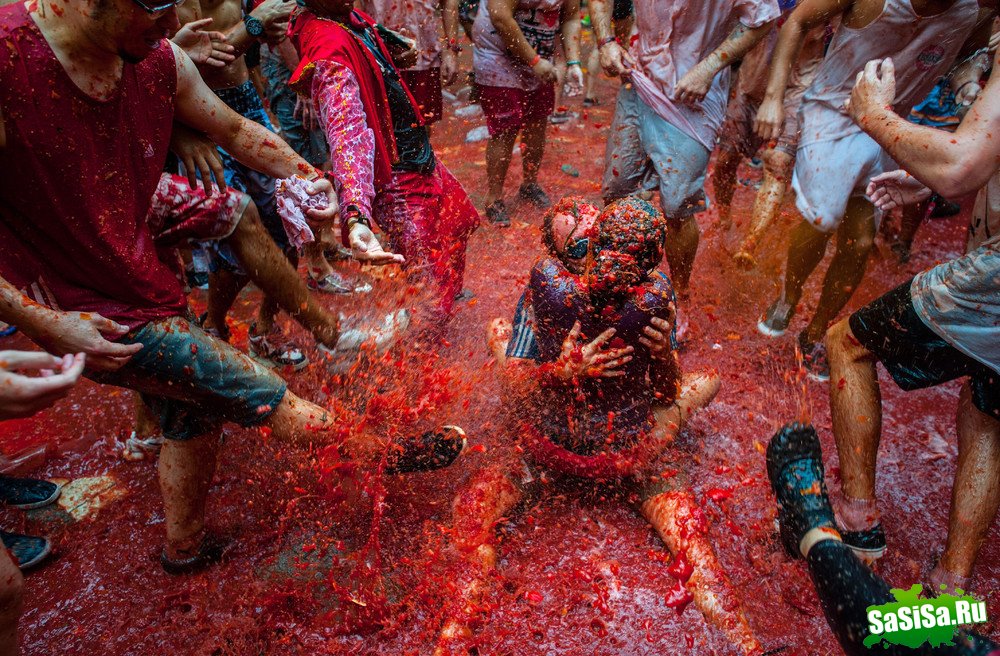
[799, 0, 978, 147]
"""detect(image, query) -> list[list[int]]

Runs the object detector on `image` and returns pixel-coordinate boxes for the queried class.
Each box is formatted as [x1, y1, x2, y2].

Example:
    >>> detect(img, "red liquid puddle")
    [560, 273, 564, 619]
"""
[4, 53, 998, 656]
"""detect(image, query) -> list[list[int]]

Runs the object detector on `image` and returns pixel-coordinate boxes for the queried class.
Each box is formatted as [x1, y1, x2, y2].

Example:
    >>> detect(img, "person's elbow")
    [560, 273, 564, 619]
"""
[935, 158, 991, 198]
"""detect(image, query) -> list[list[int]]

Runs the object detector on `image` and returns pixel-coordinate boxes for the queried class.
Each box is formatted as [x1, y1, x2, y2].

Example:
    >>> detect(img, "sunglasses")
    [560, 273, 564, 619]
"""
[564, 237, 590, 260]
[132, 0, 185, 15]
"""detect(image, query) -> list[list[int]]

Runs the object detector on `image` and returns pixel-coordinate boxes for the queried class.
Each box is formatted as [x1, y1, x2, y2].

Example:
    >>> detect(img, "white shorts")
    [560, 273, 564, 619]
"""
[791, 131, 895, 233]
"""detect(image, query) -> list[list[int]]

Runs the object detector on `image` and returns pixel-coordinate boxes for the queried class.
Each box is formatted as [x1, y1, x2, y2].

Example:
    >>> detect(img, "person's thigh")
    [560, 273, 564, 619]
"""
[635, 100, 711, 219]
[791, 133, 884, 234]
[90, 316, 288, 440]
[602, 86, 653, 201]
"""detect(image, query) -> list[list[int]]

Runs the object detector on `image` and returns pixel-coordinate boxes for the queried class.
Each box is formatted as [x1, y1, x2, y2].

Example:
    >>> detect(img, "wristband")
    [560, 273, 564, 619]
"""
[529, 53, 541, 67]
[566, 60, 581, 66]
[447, 37, 463, 53]
[598, 35, 617, 48]
[346, 214, 372, 230]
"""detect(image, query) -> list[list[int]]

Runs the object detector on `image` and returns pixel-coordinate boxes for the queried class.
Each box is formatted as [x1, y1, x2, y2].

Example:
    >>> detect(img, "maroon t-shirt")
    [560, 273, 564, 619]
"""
[0, 3, 187, 328]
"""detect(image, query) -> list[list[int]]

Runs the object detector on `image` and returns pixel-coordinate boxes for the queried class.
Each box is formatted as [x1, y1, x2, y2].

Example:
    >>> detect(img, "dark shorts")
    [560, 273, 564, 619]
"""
[478, 83, 555, 136]
[850, 279, 1000, 419]
[401, 67, 443, 125]
[90, 316, 288, 440]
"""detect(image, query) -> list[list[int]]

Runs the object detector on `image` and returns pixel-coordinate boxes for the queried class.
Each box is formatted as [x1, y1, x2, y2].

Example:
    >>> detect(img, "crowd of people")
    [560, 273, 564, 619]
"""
[0, 0, 997, 651]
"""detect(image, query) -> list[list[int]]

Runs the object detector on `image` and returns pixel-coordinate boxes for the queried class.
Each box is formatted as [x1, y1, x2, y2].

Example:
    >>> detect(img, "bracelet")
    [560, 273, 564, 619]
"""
[346, 214, 372, 230]
[598, 35, 617, 48]
[529, 53, 541, 67]
[446, 37, 463, 53]
[566, 60, 581, 66]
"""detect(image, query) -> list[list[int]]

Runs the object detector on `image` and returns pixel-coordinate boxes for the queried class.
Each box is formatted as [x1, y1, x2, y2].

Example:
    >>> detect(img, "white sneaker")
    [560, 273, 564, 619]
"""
[318, 309, 410, 373]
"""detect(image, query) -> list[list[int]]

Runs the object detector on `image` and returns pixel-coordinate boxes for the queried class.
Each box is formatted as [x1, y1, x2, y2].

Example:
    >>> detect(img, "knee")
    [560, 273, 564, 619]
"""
[762, 149, 793, 179]
[825, 319, 870, 366]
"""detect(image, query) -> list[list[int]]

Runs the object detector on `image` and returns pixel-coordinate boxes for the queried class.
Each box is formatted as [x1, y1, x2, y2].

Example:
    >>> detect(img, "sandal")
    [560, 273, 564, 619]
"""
[160, 534, 231, 575]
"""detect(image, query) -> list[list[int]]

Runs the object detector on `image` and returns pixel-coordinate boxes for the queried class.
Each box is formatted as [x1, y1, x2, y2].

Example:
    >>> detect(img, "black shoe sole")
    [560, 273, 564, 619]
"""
[766, 422, 832, 558]
[161, 535, 231, 575]
[386, 426, 467, 475]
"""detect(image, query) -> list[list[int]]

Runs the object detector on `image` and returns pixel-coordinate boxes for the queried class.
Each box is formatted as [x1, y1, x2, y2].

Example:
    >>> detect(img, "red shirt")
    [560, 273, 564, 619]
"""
[0, 3, 187, 329]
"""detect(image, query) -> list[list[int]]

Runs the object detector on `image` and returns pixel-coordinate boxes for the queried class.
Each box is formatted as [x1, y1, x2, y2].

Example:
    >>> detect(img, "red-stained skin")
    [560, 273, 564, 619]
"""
[0, 55, 997, 656]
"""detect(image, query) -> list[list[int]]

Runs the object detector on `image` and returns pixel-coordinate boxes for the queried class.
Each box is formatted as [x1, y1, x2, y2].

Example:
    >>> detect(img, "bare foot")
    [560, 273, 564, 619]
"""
[485, 317, 512, 363]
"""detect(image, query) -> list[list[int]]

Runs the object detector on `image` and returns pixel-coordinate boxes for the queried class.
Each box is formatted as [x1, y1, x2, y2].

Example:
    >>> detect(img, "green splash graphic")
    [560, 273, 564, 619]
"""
[864, 584, 987, 650]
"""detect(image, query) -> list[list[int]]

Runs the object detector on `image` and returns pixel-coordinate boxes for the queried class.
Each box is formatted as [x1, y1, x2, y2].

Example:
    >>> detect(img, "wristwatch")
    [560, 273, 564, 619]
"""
[244, 14, 265, 39]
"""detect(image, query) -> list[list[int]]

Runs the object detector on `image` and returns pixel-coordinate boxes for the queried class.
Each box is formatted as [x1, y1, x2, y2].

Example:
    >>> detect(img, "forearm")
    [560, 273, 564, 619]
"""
[589, 0, 614, 44]
[442, 0, 460, 45]
[762, 17, 806, 103]
[275, 37, 301, 71]
[0, 276, 56, 341]
[487, 5, 536, 65]
[216, 113, 319, 179]
[560, 3, 581, 63]
[857, 106, 990, 197]
[313, 63, 376, 219]
[701, 22, 773, 78]
[223, 22, 258, 59]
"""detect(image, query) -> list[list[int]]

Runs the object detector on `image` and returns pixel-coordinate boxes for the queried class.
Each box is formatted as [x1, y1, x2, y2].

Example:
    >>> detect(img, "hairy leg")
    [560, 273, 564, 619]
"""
[205, 268, 245, 337]
[826, 319, 883, 529]
[936, 382, 1000, 589]
[228, 202, 340, 348]
[664, 215, 700, 293]
[712, 147, 742, 230]
[735, 149, 794, 269]
[159, 430, 222, 559]
[520, 117, 548, 187]
[485, 129, 519, 206]
[801, 197, 876, 345]
[434, 464, 527, 654]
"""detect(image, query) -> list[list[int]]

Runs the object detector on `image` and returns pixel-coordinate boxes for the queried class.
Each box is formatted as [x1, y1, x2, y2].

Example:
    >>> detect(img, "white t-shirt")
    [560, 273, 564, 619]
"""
[628, 0, 781, 150]
[358, 0, 442, 70]
[472, 0, 565, 90]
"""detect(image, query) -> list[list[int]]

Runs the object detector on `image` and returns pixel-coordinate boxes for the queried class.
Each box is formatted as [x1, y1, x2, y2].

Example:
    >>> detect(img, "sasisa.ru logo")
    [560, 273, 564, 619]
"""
[866, 584, 988, 650]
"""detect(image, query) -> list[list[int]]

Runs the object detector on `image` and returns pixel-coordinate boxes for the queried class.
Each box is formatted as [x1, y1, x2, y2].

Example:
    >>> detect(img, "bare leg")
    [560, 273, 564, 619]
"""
[0, 547, 21, 656]
[712, 147, 742, 231]
[584, 47, 600, 101]
[520, 117, 548, 188]
[486, 318, 512, 368]
[159, 430, 221, 560]
[485, 129, 519, 207]
[826, 319, 882, 529]
[734, 149, 794, 269]
[935, 382, 1000, 590]
[640, 490, 762, 655]
[434, 464, 526, 655]
[227, 202, 340, 348]
[781, 220, 831, 310]
[253, 251, 298, 337]
[801, 197, 876, 345]
[304, 240, 335, 282]
[204, 269, 244, 338]
[664, 215, 699, 293]
[892, 200, 930, 263]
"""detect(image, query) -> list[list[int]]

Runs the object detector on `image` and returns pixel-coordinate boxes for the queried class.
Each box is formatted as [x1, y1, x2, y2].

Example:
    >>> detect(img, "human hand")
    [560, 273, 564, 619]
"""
[847, 58, 895, 124]
[303, 176, 341, 225]
[0, 351, 86, 419]
[532, 58, 558, 84]
[674, 58, 716, 105]
[598, 41, 629, 77]
[866, 170, 933, 212]
[23, 311, 142, 371]
[564, 63, 584, 97]
[348, 222, 406, 265]
[390, 28, 419, 69]
[639, 317, 673, 362]
[754, 95, 785, 142]
[441, 49, 460, 86]
[954, 80, 982, 108]
[553, 322, 634, 380]
[172, 18, 236, 68]
[251, 0, 294, 40]
[294, 94, 318, 131]
[170, 124, 225, 196]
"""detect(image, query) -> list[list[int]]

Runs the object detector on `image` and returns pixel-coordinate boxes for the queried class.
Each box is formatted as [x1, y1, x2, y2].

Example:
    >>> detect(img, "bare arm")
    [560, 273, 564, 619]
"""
[851, 56, 1000, 198]
[559, 0, 581, 64]
[675, 21, 775, 105]
[590, 0, 633, 76]
[486, 0, 557, 82]
[441, 0, 461, 84]
[756, 0, 852, 140]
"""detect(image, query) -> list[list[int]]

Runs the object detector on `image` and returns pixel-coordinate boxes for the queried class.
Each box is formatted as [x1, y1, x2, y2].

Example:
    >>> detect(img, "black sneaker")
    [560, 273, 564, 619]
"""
[766, 423, 838, 558]
[486, 200, 511, 227]
[798, 336, 830, 383]
[929, 195, 961, 219]
[518, 183, 552, 209]
[1, 530, 52, 570]
[757, 297, 794, 337]
[840, 524, 887, 561]
[0, 475, 61, 510]
[385, 426, 467, 475]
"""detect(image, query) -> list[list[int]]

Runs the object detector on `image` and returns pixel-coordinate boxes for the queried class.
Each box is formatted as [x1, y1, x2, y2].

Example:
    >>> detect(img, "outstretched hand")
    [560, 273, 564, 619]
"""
[348, 223, 406, 265]
[0, 351, 86, 419]
[553, 322, 634, 380]
[173, 18, 236, 68]
[866, 170, 932, 212]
